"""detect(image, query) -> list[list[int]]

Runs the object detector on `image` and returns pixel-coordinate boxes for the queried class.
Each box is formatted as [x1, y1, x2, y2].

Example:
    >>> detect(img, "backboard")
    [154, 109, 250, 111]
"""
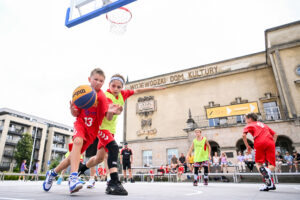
[65, 0, 137, 28]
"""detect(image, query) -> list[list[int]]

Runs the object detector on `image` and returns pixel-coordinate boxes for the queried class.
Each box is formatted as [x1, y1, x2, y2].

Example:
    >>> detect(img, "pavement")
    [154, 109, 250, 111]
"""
[0, 181, 300, 200]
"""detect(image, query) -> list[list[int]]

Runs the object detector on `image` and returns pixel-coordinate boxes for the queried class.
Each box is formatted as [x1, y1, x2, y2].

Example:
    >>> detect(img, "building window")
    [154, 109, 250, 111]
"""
[167, 148, 178, 164]
[236, 115, 245, 124]
[209, 118, 220, 127]
[142, 150, 152, 166]
[263, 102, 280, 120]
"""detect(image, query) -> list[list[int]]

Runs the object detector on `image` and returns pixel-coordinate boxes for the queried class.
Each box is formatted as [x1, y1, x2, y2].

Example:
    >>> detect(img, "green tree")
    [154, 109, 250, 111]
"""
[49, 157, 60, 170]
[14, 133, 33, 171]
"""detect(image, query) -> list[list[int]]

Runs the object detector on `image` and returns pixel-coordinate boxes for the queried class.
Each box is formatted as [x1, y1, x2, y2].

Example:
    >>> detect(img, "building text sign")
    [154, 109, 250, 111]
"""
[206, 102, 259, 119]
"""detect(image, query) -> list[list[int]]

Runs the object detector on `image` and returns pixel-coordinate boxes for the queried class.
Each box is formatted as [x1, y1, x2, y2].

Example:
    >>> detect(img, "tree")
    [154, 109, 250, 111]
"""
[14, 133, 33, 171]
[49, 157, 60, 170]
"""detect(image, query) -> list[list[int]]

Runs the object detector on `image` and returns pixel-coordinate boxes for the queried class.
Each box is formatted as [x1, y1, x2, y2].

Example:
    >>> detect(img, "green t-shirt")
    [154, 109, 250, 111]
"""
[193, 137, 209, 162]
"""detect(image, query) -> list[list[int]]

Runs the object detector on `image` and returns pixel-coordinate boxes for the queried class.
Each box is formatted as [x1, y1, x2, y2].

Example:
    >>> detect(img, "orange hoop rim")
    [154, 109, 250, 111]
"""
[106, 7, 132, 25]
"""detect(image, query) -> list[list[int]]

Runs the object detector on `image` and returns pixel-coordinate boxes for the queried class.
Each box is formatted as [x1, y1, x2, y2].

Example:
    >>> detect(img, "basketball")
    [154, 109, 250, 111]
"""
[72, 85, 96, 109]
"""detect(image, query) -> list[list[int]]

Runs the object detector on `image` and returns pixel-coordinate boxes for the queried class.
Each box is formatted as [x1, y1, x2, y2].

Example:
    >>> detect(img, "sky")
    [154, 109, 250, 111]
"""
[0, 0, 300, 144]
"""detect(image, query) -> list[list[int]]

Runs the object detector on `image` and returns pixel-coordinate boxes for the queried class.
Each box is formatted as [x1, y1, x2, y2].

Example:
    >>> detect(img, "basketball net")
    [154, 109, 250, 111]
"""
[106, 7, 132, 35]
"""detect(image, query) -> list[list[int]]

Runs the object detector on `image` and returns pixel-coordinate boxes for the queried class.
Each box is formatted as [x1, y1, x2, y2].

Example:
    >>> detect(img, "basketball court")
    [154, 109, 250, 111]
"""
[0, 181, 299, 200]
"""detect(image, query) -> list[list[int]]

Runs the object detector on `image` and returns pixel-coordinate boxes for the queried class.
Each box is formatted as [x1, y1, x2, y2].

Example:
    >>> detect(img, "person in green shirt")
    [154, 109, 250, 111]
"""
[186, 129, 211, 186]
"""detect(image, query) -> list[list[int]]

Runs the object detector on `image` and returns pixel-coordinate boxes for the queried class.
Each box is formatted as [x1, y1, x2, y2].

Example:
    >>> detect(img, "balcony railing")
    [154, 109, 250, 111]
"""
[52, 146, 68, 153]
[192, 107, 285, 129]
[0, 162, 11, 168]
[5, 139, 19, 146]
[53, 137, 65, 143]
[3, 150, 14, 157]
[8, 128, 24, 136]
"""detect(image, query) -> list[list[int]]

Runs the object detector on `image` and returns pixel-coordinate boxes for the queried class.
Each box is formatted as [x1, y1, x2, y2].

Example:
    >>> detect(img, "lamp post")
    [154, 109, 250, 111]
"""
[28, 119, 38, 175]
[184, 109, 197, 133]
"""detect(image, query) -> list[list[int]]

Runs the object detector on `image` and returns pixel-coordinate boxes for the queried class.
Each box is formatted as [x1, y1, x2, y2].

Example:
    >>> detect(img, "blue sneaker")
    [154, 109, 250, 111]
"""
[57, 176, 63, 185]
[69, 173, 83, 194]
[43, 169, 57, 191]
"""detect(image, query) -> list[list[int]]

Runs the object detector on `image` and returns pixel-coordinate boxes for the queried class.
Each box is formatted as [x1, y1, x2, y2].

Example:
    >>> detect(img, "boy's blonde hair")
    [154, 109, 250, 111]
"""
[194, 128, 202, 132]
[90, 68, 105, 78]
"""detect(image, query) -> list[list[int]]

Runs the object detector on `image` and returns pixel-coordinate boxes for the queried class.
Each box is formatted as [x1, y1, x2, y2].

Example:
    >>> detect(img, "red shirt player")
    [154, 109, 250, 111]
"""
[243, 112, 278, 192]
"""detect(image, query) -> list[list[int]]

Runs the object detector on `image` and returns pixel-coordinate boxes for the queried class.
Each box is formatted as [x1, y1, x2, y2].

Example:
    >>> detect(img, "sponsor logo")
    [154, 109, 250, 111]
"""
[73, 89, 86, 98]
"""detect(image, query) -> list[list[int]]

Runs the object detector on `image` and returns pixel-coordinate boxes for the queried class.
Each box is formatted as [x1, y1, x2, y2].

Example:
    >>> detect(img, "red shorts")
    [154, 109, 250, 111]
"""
[97, 130, 115, 152]
[69, 121, 99, 154]
[254, 139, 276, 166]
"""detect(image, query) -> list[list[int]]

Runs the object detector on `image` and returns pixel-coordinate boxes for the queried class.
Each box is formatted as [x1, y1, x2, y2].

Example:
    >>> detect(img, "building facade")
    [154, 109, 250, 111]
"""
[0, 108, 73, 172]
[124, 21, 300, 167]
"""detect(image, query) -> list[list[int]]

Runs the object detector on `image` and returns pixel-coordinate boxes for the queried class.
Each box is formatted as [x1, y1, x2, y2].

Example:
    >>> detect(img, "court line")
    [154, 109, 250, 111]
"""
[185, 190, 203, 196]
[0, 198, 34, 200]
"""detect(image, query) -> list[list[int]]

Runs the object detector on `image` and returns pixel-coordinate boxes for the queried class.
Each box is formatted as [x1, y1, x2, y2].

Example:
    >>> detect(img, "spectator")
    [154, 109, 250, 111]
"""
[188, 153, 194, 173]
[120, 142, 134, 183]
[170, 155, 179, 173]
[212, 152, 220, 173]
[177, 163, 184, 181]
[275, 151, 283, 173]
[236, 151, 246, 173]
[179, 153, 187, 173]
[158, 165, 165, 175]
[284, 151, 293, 172]
[165, 164, 170, 174]
[293, 150, 300, 173]
[30, 160, 40, 181]
[98, 165, 106, 181]
[18, 160, 27, 181]
[220, 152, 228, 173]
[149, 168, 154, 182]
[244, 151, 254, 172]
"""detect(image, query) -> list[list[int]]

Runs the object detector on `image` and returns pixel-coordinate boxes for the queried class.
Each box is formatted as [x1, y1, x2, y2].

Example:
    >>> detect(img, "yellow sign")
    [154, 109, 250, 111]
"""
[206, 102, 259, 119]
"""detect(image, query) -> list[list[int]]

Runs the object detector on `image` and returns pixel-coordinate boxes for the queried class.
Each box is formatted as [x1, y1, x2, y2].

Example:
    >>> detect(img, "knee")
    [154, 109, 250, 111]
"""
[73, 137, 83, 147]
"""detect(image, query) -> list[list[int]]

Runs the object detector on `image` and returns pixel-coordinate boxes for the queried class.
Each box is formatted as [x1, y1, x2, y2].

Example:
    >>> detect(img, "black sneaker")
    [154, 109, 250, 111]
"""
[124, 178, 127, 183]
[106, 180, 128, 196]
[130, 178, 135, 183]
[193, 180, 198, 186]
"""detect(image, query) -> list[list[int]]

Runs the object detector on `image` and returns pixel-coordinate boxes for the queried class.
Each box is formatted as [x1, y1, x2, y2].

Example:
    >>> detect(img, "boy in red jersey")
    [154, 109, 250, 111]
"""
[243, 112, 278, 191]
[77, 74, 164, 193]
[43, 68, 121, 194]
[178, 163, 184, 182]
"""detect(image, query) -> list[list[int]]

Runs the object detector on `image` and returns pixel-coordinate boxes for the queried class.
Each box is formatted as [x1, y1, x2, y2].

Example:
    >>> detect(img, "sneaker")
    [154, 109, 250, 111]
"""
[124, 178, 127, 183]
[69, 173, 83, 194]
[204, 178, 208, 186]
[193, 180, 198, 186]
[43, 170, 57, 192]
[259, 184, 269, 191]
[130, 178, 135, 183]
[106, 180, 128, 196]
[87, 179, 95, 189]
[57, 177, 63, 185]
[259, 167, 271, 186]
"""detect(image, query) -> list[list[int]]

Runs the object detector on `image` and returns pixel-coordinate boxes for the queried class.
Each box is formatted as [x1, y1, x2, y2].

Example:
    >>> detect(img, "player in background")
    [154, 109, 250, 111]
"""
[186, 129, 211, 186]
[243, 112, 278, 191]
[120, 142, 134, 183]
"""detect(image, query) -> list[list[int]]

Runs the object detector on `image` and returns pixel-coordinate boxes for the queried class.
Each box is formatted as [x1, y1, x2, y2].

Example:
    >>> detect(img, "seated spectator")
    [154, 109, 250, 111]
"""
[236, 151, 246, 173]
[212, 152, 220, 173]
[158, 165, 165, 175]
[179, 153, 187, 173]
[244, 151, 254, 172]
[188, 153, 194, 173]
[275, 151, 283, 173]
[284, 151, 294, 172]
[178, 163, 184, 181]
[165, 164, 170, 174]
[171, 155, 179, 173]
[97, 165, 106, 181]
[220, 152, 228, 173]
[293, 150, 300, 173]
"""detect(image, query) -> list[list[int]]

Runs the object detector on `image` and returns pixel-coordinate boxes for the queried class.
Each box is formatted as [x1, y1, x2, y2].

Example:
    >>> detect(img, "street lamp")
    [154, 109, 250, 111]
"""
[28, 119, 38, 175]
[183, 109, 197, 133]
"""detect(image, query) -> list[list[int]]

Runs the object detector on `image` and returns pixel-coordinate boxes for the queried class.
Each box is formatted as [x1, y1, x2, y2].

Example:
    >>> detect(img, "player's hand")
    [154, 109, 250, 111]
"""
[247, 146, 252, 154]
[70, 101, 79, 117]
[115, 105, 123, 115]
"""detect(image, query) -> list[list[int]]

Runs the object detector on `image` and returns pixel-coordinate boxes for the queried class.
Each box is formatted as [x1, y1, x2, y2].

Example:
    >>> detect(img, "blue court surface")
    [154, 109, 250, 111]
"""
[0, 181, 300, 200]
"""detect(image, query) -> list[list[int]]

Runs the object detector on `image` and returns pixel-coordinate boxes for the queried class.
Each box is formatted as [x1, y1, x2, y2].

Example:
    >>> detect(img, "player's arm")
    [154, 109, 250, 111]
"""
[130, 149, 133, 164]
[134, 87, 165, 94]
[242, 132, 252, 154]
[186, 142, 194, 161]
[205, 139, 212, 160]
[268, 126, 278, 143]
[69, 101, 80, 117]
[105, 104, 122, 120]
[120, 150, 123, 165]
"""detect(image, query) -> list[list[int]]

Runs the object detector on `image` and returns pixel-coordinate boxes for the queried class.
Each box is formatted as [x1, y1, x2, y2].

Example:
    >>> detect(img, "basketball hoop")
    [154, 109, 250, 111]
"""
[106, 7, 132, 35]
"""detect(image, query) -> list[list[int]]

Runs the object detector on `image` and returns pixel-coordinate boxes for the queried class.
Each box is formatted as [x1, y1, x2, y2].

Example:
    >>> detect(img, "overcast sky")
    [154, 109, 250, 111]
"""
[0, 0, 299, 143]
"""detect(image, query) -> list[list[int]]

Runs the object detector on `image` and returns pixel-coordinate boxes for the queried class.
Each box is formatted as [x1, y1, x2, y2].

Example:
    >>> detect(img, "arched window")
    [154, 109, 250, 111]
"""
[209, 140, 221, 157]
[275, 135, 294, 154]
[236, 138, 254, 154]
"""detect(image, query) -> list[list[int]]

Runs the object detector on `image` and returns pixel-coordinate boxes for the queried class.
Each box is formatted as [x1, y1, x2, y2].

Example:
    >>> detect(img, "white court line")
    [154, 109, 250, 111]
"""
[186, 190, 203, 196]
[0, 198, 34, 200]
